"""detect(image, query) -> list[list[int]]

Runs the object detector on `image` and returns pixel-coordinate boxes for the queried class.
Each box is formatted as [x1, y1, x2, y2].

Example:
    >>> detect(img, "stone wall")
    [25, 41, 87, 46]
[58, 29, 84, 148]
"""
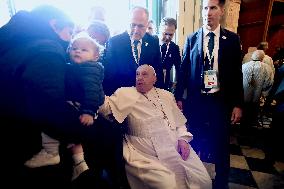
[221, 0, 241, 33]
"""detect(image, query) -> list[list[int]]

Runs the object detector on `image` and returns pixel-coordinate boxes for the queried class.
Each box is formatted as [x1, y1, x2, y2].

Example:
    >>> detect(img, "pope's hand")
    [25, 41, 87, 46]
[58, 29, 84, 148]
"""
[177, 139, 190, 161]
[177, 101, 183, 111]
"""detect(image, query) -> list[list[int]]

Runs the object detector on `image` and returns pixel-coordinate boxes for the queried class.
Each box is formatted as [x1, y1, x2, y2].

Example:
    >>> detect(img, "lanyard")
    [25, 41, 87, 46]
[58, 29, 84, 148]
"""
[161, 43, 170, 64]
[204, 40, 215, 70]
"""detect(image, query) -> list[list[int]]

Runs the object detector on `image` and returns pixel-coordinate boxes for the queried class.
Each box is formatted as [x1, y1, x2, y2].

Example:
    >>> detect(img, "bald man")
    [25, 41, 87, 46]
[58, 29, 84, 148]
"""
[99, 65, 212, 189]
[103, 6, 163, 96]
[101, 8, 163, 187]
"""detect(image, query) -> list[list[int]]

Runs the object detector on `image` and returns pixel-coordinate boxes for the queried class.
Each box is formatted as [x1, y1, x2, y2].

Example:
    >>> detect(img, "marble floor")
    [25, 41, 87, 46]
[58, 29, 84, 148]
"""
[17, 108, 284, 189]
[203, 115, 284, 189]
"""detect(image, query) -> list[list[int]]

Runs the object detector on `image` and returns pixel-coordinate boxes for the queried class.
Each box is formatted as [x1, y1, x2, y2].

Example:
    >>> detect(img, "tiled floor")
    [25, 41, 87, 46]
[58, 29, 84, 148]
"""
[20, 110, 284, 189]
[203, 115, 284, 189]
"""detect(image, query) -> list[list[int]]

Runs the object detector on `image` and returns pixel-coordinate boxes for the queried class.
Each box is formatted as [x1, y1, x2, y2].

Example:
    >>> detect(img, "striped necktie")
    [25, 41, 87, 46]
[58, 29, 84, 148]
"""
[205, 32, 215, 70]
[133, 40, 140, 64]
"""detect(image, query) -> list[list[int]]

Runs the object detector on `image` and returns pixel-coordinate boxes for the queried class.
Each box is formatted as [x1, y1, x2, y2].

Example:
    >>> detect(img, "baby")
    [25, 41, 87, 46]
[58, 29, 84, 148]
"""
[25, 32, 104, 181]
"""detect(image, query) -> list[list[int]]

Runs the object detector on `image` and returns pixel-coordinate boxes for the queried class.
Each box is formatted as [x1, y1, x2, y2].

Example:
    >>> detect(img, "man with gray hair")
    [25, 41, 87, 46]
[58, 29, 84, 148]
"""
[101, 6, 163, 188]
[104, 6, 163, 96]
[147, 19, 157, 36]
[159, 17, 181, 91]
[242, 50, 274, 128]
[242, 41, 275, 75]
[87, 20, 110, 46]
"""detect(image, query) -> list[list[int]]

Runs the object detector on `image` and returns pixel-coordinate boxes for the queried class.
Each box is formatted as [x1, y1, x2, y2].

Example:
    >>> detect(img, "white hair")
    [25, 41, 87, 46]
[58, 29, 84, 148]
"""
[251, 50, 265, 61]
[138, 64, 156, 76]
[69, 31, 103, 54]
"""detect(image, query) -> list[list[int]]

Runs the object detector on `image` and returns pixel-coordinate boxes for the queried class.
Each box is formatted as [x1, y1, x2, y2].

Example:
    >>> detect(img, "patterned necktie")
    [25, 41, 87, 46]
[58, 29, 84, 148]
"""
[203, 32, 215, 92]
[205, 32, 215, 71]
[133, 40, 140, 64]
[208, 32, 215, 57]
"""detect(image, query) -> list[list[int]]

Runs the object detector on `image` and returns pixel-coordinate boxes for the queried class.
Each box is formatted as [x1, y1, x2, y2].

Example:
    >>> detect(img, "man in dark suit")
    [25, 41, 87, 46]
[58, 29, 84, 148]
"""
[175, 0, 243, 188]
[159, 17, 181, 91]
[103, 6, 163, 96]
[96, 6, 162, 188]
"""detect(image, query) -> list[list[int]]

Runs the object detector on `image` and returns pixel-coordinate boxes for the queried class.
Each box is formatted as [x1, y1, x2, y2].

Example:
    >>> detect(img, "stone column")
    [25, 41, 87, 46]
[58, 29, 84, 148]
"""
[221, 0, 241, 33]
[177, 0, 202, 50]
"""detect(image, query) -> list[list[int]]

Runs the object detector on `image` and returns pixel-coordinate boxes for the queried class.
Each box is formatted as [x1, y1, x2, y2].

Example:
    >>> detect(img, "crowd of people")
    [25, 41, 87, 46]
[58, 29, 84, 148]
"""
[1, 0, 284, 189]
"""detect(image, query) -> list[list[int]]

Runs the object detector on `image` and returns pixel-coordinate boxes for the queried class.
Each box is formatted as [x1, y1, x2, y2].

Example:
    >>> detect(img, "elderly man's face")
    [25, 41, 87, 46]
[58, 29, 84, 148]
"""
[129, 8, 148, 41]
[147, 22, 155, 35]
[136, 65, 157, 94]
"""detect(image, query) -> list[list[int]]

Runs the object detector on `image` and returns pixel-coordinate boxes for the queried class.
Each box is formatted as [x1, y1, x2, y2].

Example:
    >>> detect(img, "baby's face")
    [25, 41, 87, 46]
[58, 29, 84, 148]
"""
[69, 38, 99, 64]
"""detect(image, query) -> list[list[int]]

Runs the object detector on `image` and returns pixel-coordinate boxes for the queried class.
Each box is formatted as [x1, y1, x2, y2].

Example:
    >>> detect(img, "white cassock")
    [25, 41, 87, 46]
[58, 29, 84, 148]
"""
[99, 87, 212, 189]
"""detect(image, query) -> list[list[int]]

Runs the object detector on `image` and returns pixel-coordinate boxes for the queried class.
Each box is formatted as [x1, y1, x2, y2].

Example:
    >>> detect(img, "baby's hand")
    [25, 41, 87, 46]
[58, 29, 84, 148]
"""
[79, 114, 94, 126]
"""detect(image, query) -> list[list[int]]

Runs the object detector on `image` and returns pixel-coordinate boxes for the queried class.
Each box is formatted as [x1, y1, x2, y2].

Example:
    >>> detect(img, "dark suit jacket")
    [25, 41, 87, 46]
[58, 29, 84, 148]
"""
[161, 41, 181, 89]
[175, 27, 244, 110]
[103, 31, 162, 95]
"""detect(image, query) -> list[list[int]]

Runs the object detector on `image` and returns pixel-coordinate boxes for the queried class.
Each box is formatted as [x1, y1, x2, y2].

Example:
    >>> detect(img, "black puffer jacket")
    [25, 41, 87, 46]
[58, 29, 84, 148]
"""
[66, 61, 105, 116]
[0, 10, 73, 140]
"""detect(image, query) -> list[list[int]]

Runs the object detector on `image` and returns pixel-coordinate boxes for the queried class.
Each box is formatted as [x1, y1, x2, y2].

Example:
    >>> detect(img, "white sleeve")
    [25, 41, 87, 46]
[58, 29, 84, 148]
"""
[169, 92, 193, 142]
[99, 87, 139, 123]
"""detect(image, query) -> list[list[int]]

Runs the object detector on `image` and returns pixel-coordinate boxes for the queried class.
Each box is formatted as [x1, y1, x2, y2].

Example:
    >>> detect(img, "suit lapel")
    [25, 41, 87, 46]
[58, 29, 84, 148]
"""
[168, 41, 173, 58]
[123, 32, 138, 69]
[162, 42, 171, 61]
[140, 37, 147, 65]
[218, 28, 227, 68]
[197, 28, 204, 67]
[122, 31, 134, 58]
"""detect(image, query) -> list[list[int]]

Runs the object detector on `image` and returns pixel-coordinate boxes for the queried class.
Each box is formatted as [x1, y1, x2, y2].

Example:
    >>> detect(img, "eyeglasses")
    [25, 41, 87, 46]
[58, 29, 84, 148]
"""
[164, 32, 174, 37]
[130, 23, 145, 29]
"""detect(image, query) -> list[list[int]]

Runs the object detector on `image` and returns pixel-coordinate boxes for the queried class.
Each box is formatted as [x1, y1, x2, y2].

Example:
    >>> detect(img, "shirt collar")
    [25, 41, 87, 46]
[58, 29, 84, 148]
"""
[203, 24, 221, 37]
[144, 87, 156, 96]
[131, 39, 142, 45]
[161, 41, 171, 46]
[128, 33, 142, 45]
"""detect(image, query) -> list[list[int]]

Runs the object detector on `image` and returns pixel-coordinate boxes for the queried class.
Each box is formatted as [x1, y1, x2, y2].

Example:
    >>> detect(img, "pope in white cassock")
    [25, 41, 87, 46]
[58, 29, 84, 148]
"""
[99, 65, 212, 189]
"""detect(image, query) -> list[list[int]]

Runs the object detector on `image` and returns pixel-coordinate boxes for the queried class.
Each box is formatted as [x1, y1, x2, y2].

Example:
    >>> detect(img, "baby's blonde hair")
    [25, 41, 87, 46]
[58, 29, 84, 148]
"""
[69, 31, 103, 55]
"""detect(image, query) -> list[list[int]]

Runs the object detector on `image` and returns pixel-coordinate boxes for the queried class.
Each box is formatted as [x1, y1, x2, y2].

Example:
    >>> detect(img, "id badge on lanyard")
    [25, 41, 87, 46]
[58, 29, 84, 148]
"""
[204, 70, 218, 89]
